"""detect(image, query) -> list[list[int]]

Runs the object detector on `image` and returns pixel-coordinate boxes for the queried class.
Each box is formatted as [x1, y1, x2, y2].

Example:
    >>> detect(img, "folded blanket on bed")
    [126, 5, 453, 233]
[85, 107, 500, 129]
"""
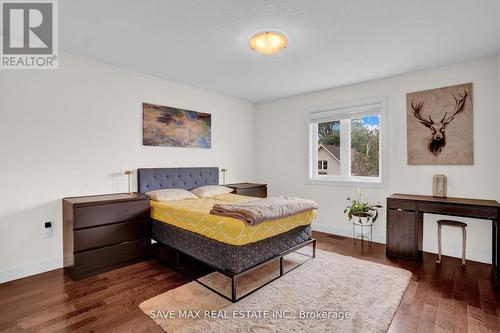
[210, 196, 319, 226]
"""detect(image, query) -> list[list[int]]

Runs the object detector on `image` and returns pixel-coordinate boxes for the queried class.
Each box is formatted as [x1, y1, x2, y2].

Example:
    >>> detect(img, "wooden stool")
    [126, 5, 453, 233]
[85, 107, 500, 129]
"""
[436, 219, 467, 266]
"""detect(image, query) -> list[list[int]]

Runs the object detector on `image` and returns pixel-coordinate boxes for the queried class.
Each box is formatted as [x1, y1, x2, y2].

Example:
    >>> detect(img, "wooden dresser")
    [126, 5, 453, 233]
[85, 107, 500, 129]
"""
[226, 183, 267, 198]
[63, 193, 151, 280]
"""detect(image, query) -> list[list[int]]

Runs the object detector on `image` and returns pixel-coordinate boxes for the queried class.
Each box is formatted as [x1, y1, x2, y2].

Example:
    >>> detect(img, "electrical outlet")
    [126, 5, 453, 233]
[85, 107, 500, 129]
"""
[44, 221, 53, 238]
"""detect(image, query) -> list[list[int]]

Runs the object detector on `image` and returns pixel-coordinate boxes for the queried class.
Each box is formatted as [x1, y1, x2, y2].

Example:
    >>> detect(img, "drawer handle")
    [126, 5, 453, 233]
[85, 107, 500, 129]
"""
[396, 208, 403, 212]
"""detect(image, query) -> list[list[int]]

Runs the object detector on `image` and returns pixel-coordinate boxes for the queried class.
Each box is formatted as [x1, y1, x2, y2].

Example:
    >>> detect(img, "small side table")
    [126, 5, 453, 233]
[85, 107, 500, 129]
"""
[225, 183, 267, 198]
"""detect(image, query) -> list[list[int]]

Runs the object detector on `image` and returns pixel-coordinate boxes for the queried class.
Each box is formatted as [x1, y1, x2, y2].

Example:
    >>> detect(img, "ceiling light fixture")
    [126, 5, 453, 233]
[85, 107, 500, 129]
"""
[249, 31, 288, 55]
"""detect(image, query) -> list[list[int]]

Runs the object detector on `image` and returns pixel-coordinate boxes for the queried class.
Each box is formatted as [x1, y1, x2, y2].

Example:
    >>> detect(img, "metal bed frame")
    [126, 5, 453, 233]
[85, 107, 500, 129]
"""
[138, 167, 317, 303]
[174, 238, 316, 303]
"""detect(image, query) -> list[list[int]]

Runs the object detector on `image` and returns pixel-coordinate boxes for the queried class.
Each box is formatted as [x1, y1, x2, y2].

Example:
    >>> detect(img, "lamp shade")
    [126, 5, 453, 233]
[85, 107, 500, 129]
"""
[249, 31, 288, 55]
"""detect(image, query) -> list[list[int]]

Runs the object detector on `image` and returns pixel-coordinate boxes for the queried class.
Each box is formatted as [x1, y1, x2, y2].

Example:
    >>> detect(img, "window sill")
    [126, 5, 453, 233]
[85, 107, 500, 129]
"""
[306, 177, 386, 189]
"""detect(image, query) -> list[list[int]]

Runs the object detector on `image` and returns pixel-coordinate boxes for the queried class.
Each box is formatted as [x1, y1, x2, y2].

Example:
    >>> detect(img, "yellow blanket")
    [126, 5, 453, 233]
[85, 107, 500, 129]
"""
[150, 193, 316, 245]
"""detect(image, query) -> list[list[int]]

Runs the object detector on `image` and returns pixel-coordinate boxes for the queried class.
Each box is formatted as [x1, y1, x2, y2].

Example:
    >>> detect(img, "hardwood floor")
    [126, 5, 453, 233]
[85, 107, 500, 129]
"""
[315, 232, 500, 333]
[1, 231, 499, 332]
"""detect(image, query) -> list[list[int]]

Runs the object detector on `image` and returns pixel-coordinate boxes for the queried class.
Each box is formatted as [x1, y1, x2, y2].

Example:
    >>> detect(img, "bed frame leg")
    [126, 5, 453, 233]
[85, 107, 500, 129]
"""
[280, 257, 284, 276]
[175, 251, 180, 270]
[313, 239, 316, 258]
[231, 275, 237, 302]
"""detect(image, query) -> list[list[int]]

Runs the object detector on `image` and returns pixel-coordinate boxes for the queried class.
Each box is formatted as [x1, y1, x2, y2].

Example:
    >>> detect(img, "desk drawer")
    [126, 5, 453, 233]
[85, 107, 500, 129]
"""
[388, 199, 416, 211]
[419, 202, 498, 219]
[74, 219, 150, 252]
[74, 200, 150, 229]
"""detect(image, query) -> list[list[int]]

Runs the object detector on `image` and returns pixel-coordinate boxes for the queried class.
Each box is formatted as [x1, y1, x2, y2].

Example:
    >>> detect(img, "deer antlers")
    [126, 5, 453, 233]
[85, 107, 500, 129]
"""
[410, 100, 433, 128]
[443, 91, 468, 127]
[410, 89, 468, 128]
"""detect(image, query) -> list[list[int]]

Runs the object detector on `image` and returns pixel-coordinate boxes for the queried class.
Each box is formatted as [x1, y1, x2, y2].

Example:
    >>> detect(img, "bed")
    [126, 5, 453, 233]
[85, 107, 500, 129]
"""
[138, 167, 316, 302]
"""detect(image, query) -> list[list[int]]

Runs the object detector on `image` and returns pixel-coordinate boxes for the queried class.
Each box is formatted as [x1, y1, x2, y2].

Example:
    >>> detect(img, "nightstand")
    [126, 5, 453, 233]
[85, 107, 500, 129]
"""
[226, 183, 267, 198]
[63, 193, 150, 280]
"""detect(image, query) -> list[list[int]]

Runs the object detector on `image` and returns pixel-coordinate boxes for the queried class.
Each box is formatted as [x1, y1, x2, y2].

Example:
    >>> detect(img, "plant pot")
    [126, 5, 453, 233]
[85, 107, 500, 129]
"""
[351, 216, 373, 239]
[352, 216, 373, 225]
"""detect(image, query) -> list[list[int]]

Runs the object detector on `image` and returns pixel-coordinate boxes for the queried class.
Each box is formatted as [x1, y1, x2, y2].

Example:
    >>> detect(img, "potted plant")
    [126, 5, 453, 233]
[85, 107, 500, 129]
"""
[344, 189, 382, 226]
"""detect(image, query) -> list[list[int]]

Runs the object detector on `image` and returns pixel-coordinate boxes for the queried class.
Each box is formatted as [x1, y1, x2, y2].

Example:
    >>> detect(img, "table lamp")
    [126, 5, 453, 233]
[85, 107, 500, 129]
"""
[221, 168, 227, 185]
[124, 170, 134, 194]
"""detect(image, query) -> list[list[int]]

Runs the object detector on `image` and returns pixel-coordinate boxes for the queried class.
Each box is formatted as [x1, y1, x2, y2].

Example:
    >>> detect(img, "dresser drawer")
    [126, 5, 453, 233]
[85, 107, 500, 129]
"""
[73, 239, 150, 276]
[236, 187, 267, 198]
[74, 219, 150, 252]
[74, 200, 150, 229]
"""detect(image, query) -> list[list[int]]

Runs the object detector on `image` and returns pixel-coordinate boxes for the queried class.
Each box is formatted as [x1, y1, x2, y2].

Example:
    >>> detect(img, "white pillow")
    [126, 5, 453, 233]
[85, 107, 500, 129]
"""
[191, 185, 233, 198]
[146, 189, 197, 202]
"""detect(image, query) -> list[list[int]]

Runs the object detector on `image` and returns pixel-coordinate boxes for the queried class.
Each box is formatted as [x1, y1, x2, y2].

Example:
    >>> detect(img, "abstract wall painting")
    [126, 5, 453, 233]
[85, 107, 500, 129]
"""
[143, 103, 211, 148]
[407, 83, 473, 165]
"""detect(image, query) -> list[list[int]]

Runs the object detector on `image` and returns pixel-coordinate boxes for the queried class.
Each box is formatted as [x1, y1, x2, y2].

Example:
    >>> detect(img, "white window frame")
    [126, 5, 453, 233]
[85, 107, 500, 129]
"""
[306, 97, 387, 188]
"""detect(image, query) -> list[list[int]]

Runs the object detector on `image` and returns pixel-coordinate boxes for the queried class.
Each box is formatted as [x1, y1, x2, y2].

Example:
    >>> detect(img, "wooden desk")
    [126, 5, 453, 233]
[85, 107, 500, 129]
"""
[386, 193, 500, 278]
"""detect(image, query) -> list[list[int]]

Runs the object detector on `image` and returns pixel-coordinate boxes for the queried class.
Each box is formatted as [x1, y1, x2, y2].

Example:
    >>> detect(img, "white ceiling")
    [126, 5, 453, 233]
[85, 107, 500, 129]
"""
[60, 0, 500, 102]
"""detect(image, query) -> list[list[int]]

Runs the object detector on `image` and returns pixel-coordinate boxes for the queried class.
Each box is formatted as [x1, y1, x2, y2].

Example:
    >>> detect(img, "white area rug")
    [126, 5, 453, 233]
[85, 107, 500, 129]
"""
[139, 249, 411, 332]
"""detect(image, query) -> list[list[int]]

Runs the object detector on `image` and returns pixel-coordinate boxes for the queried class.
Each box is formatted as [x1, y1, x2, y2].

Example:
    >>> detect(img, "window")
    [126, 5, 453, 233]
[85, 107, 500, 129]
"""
[307, 98, 386, 187]
[317, 160, 328, 175]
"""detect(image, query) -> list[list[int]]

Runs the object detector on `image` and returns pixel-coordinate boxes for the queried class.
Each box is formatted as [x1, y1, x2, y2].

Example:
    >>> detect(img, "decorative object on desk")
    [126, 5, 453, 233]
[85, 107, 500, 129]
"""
[407, 83, 473, 165]
[220, 168, 227, 185]
[344, 188, 382, 244]
[432, 174, 447, 198]
[143, 103, 211, 148]
[124, 170, 134, 194]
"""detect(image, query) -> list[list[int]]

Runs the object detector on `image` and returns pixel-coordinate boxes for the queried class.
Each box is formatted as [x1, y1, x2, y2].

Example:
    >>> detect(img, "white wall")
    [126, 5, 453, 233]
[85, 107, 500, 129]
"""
[498, 53, 500, 203]
[0, 53, 256, 282]
[256, 56, 499, 263]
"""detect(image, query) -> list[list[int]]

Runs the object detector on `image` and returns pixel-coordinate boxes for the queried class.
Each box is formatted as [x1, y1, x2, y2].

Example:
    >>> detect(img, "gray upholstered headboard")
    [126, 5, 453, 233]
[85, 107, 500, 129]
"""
[137, 167, 219, 193]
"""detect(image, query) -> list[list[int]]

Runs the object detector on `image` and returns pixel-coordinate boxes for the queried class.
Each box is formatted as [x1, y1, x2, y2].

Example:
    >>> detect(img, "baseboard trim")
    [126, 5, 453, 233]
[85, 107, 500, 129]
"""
[311, 223, 491, 264]
[1, 225, 490, 283]
[0, 258, 63, 284]
[312, 223, 386, 244]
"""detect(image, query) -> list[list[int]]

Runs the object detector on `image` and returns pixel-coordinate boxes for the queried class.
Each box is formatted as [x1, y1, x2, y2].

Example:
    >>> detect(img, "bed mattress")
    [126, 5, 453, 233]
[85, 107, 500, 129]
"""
[150, 193, 316, 245]
[152, 220, 312, 274]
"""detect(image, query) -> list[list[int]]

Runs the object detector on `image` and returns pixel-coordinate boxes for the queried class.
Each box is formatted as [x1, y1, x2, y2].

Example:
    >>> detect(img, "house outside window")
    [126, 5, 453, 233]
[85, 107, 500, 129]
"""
[318, 160, 328, 170]
[307, 98, 386, 187]
[317, 160, 329, 174]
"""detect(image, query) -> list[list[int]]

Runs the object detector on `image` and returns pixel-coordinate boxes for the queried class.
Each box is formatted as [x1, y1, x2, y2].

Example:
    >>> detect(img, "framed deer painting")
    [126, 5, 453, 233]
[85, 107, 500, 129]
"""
[407, 83, 473, 165]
